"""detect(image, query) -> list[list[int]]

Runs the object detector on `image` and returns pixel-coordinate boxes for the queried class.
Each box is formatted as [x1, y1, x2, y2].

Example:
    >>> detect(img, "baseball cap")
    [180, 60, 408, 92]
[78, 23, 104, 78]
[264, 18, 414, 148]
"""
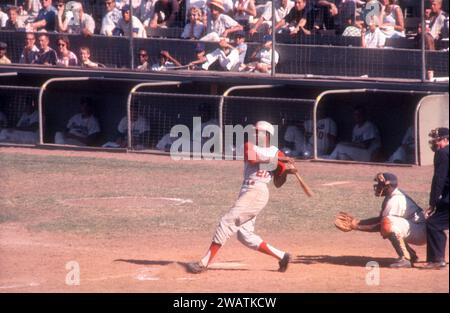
[0, 42, 7, 50]
[255, 121, 275, 136]
[429, 127, 449, 140]
[195, 42, 205, 53]
[122, 4, 130, 13]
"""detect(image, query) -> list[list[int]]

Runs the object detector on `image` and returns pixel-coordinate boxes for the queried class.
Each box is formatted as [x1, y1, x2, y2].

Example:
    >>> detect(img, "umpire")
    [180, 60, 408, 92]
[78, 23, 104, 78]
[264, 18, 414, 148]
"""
[425, 127, 449, 269]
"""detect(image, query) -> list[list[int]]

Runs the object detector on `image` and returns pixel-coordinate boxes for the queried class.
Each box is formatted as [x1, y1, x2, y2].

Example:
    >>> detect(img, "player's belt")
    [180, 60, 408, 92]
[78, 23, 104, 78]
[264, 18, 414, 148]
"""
[243, 179, 256, 186]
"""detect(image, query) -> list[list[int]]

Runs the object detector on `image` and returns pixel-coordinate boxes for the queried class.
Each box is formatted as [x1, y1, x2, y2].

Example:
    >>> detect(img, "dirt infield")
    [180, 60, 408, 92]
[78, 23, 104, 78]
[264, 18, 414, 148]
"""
[0, 146, 448, 292]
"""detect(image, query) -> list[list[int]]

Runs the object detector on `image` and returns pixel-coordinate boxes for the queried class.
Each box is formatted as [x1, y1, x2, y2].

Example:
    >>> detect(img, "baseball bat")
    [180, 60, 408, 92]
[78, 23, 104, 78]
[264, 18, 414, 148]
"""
[294, 171, 314, 197]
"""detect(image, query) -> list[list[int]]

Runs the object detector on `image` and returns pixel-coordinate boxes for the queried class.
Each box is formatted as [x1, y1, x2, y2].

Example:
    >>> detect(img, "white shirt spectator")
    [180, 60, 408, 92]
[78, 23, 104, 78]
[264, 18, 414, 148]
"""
[0, 10, 8, 27]
[364, 27, 386, 48]
[27, 0, 43, 17]
[256, 47, 279, 66]
[118, 15, 147, 37]
[430, 10, 448, 39]
[202, 13, 239, 41]
[56, 51, 78, 67]
[151, 60, 176, 71]
[261, 0, 294, 24]
[67, 12, 96, 34]
[234, 0, 253, 23]
[202, 48, 241, 71]
[101, 7, 122, 35]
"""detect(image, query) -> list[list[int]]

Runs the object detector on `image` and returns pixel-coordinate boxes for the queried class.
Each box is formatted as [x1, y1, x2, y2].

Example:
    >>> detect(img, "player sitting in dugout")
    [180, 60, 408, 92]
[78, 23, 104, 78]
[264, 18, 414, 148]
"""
[335, 173, 426, 268]
[0, 97, 39, 144]
[102, 107, 150, 149]
[54, 98, 101, 146]
[327, 106, 381, 162]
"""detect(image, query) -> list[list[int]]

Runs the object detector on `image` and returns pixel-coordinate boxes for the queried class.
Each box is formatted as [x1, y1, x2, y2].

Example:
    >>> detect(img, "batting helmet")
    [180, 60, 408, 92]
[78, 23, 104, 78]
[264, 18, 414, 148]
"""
[255, 121, 275, 136]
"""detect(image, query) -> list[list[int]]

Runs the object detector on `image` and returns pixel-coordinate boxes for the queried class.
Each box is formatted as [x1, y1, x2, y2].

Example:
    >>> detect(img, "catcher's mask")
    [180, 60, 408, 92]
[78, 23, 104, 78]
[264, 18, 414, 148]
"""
[373, 172, 398, 197]
[428, 127, 449, 152]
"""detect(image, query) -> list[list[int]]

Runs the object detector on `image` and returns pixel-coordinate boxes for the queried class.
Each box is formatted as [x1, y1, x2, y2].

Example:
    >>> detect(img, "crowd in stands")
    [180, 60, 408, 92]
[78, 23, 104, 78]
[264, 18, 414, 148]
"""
[0, 0, 448, 71]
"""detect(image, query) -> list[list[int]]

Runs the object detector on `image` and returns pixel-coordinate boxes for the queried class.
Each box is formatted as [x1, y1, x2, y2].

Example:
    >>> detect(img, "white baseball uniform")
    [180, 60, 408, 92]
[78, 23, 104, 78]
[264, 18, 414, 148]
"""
[103, 115, 150, 148]
[304, 118, 338, 156]
[381, 188, 426, 245]
[387, 126, 414, 163]
[212, 142, 283, 255]
[329, 121, 381, 162]
[0, 110, 39, 144]
[55, 113, 100, 146]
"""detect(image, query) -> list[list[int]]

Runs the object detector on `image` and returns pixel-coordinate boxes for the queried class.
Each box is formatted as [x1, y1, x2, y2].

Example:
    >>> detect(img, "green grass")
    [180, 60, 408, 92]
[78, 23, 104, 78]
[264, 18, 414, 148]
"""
[0, 152, 432, 236]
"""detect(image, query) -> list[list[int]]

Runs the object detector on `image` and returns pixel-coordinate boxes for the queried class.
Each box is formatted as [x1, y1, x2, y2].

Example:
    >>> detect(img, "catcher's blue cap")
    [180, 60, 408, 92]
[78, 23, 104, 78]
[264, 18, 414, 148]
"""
[375, 172, 398, 186]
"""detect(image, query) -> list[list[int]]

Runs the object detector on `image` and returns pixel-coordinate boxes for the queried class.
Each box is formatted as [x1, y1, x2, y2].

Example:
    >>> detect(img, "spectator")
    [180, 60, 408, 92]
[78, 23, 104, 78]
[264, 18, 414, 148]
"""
[314, 0, 339, 30]
[425, 0, 448, 50]
[20, 33, 40, 64]
[101, 0, 122, 36]
[147, 0, 179, 29]
[34, 33, 57, 66]
[79, 47, 104, 68]
[379, 0, 405, 38]
[151, 50, 181, 71]
[54, 98, 101, 146]
[29, 0, 56, 32]
[136, 48, 150, 70]
[55, 36, 78, 67]
[0, 8, 8, 28]
[57, 2, 95, 36]
[0, 98, 39, 144]
[361, 16, 385, 48]
[200, 0, 243, 42]
[25, 0, 42, 18]
[233, 0, 257, 29]
[141, 0, 158, 23]
[328, 106, 381, 162]
[181, 6, 205, 39]
[118, 5, 147, 37]
[244, 35, 279, 74]
[4, 6, 25, 30]
[0, 42, 12, 65]
[387, 126, 414, 164]
[102, 109, 151, 149]
[190, 34, 247, 71]
[188, 42, 207, 70]
[275, 0, 311, 36]
[249, 0, 294, 36]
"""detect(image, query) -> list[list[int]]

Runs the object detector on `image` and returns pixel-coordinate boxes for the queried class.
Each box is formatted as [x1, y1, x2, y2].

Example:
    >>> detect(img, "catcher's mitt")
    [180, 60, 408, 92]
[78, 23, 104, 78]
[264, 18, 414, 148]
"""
[334, 212, 357, 232]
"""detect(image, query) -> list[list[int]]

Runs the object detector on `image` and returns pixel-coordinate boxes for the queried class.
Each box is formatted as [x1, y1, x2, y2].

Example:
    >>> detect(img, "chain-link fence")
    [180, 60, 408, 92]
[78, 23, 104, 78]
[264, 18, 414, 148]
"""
[0, 85, 40, 145]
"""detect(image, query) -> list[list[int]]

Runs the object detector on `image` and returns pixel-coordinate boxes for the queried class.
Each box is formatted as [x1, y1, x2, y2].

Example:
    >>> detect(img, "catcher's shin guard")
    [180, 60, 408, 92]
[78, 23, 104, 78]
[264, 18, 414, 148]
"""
[388, 233, 412, 260]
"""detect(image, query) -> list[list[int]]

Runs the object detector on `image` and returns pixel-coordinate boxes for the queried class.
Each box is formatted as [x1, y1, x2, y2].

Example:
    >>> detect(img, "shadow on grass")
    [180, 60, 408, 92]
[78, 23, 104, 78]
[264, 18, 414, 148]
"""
[293, 255, 403, 268]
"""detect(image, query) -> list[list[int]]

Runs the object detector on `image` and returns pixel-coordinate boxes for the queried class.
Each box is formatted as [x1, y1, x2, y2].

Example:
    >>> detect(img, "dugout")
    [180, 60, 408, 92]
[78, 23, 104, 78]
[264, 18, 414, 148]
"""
[315, 89, 449, 165]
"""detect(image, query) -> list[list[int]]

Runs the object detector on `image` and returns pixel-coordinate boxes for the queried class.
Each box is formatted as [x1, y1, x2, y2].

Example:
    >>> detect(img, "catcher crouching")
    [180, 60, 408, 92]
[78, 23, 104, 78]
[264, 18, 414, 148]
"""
[335, 173, 426, 268]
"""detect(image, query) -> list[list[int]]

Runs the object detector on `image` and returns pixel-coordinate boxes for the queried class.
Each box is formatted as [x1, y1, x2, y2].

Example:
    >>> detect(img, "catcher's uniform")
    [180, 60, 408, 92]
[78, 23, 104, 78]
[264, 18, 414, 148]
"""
[381, 188, 426, 245]
[212, 142, 280, 249]
[0, 110, 39, 144]
[329, 121, 381, 162]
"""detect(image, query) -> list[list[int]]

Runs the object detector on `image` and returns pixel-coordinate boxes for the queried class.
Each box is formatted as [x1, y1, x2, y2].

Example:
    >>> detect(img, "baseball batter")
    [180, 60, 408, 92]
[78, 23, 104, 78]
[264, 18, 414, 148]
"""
[335, 173, 426, 268]
[187, 121, 297, 273]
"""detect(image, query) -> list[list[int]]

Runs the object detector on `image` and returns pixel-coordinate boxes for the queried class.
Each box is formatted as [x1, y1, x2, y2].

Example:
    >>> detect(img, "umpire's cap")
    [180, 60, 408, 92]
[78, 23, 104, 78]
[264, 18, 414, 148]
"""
[429, 127, 449, 141]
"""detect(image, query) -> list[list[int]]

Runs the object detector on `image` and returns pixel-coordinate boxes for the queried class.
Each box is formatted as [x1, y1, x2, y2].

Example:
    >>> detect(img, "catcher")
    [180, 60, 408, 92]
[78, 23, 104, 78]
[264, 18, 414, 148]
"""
[335, 173, 426, 268]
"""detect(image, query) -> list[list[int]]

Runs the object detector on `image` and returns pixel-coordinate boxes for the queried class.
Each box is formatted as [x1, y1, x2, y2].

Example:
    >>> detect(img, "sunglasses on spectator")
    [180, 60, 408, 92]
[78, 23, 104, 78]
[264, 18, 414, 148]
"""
[139, 54, 147, 57]
[58, 43, 66, 47]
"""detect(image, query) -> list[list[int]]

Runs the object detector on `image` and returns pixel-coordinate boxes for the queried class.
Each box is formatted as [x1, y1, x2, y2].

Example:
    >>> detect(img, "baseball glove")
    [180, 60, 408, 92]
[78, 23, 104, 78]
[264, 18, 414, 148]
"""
[334, 212, 357, 232]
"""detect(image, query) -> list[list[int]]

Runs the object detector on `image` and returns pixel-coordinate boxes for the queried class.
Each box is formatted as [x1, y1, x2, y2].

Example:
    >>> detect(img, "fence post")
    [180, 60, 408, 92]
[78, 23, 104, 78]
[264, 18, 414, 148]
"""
[129, 4, 135, 69]
[271, 0, 276, 77]
[421, 0, 426, 82]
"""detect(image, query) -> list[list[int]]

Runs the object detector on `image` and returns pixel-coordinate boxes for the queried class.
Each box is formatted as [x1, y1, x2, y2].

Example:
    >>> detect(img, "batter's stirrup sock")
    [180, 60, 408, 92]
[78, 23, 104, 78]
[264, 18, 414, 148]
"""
[388, 233, 411, 260]
[257, 242, 285, 260]
[200, 242, 222, 267]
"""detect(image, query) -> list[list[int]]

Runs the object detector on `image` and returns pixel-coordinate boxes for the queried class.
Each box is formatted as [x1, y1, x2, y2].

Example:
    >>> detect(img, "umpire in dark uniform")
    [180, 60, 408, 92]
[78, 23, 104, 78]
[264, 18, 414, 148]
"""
[425, 127, 449, 269]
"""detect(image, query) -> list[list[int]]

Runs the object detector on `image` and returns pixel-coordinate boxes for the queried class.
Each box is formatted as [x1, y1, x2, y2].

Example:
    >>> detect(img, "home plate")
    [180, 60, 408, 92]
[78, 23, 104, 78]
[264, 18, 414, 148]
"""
[208, 262, 249, 270]
[134, 268, 160, 281]
[321, 181, 351, 186]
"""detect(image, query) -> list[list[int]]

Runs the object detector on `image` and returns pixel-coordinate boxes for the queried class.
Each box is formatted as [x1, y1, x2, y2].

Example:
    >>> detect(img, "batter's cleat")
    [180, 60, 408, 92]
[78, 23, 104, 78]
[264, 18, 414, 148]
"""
[389, 257, 412, 269]
[278, 253, 291, 272]
[422, 261, 447, 270]
[186, 262, 208, 274]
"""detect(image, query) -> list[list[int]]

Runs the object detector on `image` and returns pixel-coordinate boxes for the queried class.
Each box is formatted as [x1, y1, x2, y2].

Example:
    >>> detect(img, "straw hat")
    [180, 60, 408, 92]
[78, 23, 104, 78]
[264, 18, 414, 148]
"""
[208, 0, 225, 12]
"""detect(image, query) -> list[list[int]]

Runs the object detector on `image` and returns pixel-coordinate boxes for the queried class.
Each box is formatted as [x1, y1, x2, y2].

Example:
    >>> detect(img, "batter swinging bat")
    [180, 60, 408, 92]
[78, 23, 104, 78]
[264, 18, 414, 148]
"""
[293, 171, 314, 197]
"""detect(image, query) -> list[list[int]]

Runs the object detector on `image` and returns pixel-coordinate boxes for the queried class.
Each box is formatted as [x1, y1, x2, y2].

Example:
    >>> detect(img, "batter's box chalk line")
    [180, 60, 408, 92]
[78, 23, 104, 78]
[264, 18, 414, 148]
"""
[0, 282, 40, 290]
[58, 196, 193, 206]
[321, 181, 351, 186]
